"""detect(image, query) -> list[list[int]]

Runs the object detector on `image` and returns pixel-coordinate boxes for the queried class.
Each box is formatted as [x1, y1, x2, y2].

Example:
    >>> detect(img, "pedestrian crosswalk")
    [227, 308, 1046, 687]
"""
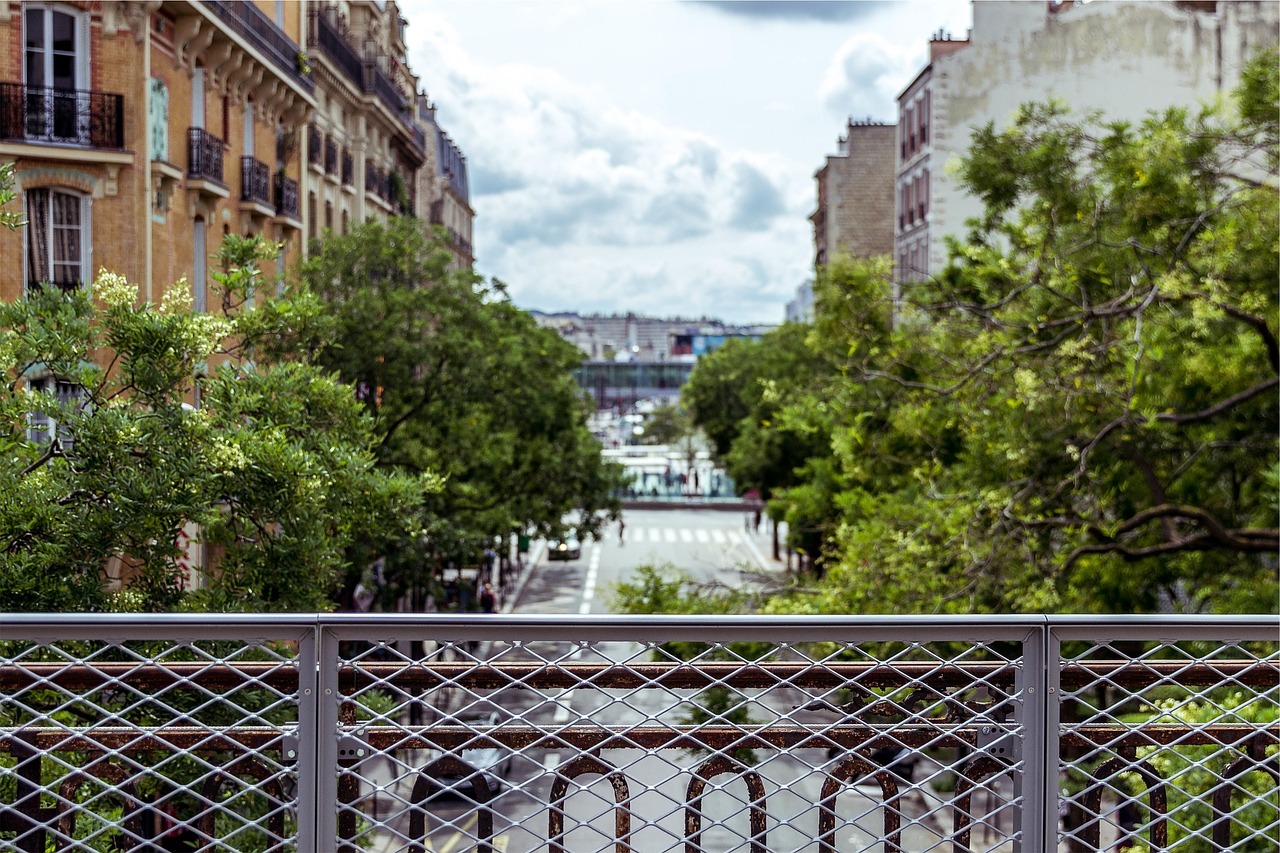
[606, 526, 749, 547]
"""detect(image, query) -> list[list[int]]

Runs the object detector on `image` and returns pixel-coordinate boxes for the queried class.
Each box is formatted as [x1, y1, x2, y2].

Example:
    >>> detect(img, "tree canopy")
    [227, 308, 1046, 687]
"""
[294, 218, 621, 607]
[686, 50, 1278, 615]
[0, 235, 426, 612]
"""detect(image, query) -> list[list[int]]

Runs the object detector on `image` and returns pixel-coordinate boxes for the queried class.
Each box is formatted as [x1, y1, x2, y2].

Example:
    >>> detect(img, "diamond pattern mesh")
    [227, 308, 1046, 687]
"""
[0, 628, 302, 852]
[1, 619, 1274, 853]
[1056, 629, 1279, 852]
[331, 627, 1027, 853]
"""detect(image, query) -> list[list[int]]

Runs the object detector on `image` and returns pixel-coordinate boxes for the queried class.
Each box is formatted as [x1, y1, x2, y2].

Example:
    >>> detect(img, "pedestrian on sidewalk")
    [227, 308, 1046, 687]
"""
[479, 581, 496, 614]
[618, 517, 626, 545]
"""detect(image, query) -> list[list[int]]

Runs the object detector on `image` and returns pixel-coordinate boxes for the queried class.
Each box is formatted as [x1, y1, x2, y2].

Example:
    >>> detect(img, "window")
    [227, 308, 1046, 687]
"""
[192, 66, 205, 129]
[26, 376, 86, 449]
[23, 5, 89, 144]
[242, 100, 255, 157]
[25, 188, 88, 291]
[193, 218, 207, 312]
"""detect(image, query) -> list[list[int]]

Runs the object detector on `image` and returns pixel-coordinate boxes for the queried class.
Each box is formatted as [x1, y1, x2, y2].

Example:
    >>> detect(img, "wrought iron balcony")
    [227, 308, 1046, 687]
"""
[0, 615, 1274, 852]
[365, 59, 409, 121]
[275, 173, 300, 220]
[187, 127, 225, 184]
[341, 149, 354, 186]
[308, 124, 322, 166]
[0, 82, 124, 148]
[240, 156, 273, 209]
[325, 137, 338, 175]
[308, 5, 364, 91]
[204, 0, 314, 95]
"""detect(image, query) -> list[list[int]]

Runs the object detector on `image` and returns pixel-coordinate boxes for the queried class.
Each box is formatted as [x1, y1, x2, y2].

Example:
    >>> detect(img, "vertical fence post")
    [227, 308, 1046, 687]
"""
[315, 624, 343, 852]
[295, 625, 321, 853]
[1018, 620, 1051, 852]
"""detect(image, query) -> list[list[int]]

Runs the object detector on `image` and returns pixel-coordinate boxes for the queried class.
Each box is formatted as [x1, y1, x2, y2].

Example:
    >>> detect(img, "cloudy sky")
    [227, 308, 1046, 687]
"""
[398, 0, 973, 323]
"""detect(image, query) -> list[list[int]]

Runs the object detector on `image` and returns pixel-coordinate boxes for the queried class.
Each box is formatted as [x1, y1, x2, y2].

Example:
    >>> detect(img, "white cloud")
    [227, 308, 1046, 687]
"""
[407, 9, 807, 324]
[819, 31, 928, 120]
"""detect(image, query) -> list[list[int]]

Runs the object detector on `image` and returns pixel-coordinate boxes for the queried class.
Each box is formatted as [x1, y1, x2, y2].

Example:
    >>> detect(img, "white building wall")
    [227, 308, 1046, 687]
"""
[924, 0, 1278, 275]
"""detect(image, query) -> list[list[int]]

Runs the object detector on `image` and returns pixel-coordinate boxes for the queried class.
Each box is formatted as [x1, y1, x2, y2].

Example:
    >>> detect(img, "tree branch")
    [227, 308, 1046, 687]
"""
[1154, 377, 1279, 425]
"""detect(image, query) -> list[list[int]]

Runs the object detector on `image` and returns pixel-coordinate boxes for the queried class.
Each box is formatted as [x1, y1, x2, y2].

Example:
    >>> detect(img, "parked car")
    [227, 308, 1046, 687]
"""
[421, 710, 514, 797]
[547, 532, 581, 561]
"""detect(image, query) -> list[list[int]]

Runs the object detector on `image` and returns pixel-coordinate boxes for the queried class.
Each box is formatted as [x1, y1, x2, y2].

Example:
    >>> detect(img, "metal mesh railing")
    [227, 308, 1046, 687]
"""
[0, 615, 1274, 852]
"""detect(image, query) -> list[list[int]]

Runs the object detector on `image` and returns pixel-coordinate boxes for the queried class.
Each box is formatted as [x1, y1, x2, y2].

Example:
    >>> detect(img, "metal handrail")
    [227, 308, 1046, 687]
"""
[204, 0, 314, 94]
[0, 615, 1273, 853]
[239, 156, 272, 207]
[187, 127, 225, 183]
[0, 82, 124, 148]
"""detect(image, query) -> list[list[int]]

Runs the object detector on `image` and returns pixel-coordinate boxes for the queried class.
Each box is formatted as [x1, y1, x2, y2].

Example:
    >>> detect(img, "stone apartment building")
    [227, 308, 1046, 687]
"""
[0, 0, 473, 584]
[891, 0, 1278, 285]
[0, 0, 313, 307]
[0, 0, 474, 305]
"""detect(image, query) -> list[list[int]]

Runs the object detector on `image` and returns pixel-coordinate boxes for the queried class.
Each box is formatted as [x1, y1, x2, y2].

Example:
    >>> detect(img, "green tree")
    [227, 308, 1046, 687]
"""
[683, 322, 836, 565]
[771, 50, 1279, 615]
[0, 236, 426, 612]
[294, 218, 621, 606]
[638, 402, 690, 446]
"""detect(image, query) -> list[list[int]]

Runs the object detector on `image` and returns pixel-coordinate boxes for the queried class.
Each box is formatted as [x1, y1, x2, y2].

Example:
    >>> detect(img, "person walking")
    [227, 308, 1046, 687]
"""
[618, 517, 626, 545]
[479, 581, 497, 614]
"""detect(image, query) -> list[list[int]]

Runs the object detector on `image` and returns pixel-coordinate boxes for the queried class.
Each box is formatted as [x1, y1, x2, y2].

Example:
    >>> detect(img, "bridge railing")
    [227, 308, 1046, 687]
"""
[0, 615, 1275, 852]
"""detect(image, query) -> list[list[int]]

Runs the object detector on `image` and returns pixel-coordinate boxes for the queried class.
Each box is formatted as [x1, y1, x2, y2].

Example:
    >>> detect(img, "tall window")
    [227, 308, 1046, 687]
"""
[193, 218, 207, 312]
[25, 188, 88, 291]
[24, 5, 89, 143]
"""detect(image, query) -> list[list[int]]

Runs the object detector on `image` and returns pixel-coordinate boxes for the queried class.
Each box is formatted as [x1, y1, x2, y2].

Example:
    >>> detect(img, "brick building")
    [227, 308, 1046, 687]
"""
[0, 0, 473, 587]
[809, 118, 895, 269]
[0, 0, 313, 306]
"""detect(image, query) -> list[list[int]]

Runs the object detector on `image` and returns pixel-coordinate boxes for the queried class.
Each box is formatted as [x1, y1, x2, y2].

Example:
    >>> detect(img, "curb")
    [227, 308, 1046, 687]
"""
[500, 540, 544, 614]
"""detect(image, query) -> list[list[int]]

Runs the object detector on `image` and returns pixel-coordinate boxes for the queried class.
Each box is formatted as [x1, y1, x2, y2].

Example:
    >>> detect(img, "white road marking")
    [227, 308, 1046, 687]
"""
[648, 527, 661, 543]
[664, 528, 677, 543]
[695, 529, 710, 543]
[712, 530, 727, 545]
[578, 545, 601, 614]
[679, 529, 693, 543]
[727, 530, 742, 545]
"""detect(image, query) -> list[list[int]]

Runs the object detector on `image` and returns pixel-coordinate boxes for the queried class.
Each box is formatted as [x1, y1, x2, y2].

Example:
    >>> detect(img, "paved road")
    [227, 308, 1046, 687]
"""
[518, 506, 778, 616]
[366, 508, 1008, 852]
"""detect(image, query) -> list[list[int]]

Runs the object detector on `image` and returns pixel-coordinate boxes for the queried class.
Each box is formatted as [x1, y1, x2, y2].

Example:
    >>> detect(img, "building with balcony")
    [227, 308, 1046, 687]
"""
[304, 0, 425, 243]
[417, 95, 474, 270]
[892, 0, 1278, 288]
[0, 0, 314, 306]
[809, 119, 895, 269]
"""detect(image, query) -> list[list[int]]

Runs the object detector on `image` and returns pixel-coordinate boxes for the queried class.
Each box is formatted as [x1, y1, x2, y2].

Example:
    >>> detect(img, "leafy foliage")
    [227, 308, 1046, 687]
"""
[0, 235, 426, 612]
[294, 218, 621, 606]
[687, 50, 1279, 615]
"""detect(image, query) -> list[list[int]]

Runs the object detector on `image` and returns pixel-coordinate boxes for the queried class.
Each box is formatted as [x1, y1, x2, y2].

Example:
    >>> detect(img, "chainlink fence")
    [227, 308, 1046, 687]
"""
[0, 615, 1275, 852]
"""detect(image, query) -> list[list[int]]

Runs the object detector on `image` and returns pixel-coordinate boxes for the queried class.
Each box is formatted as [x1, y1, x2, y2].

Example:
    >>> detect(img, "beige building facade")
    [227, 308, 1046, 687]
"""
[893, 0, 1279, 285]
[0, 0, 314, 306]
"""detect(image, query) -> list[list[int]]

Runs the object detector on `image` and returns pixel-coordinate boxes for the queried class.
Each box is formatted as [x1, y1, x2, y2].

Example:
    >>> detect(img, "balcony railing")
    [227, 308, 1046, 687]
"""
[341, 149, 354, 185]
[275, 173, 299, 219]
[308, 5, 365, 91]
[366, 161, 389, 201]
[325, 137, 338, 175]
[204, 0, 314, 95]
[0, 82, 124, 148]
[187, 127, 225, 183]
[0, 615, 1274, 852]
[307, 123, 322, 166]
[365, 59, 409, 121]
[240, 156, 273, 208]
